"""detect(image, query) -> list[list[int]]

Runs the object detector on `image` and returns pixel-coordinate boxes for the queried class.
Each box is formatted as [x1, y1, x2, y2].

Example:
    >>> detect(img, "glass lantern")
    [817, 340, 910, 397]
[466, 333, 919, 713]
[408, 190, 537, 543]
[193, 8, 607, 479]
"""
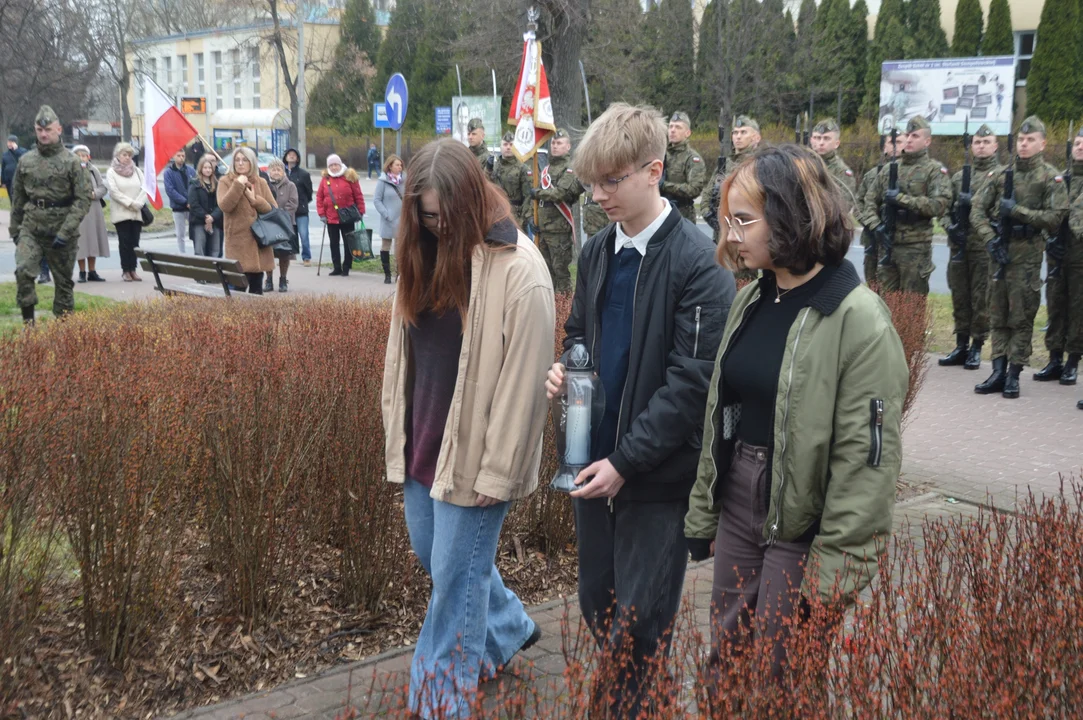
[550, 344, 605, 493]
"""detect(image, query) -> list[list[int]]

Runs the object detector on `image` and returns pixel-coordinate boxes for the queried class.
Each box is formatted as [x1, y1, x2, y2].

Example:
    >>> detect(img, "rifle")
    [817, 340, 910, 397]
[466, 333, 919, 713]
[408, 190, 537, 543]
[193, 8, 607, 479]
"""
[948, 118, 972, 263]
[802, 113, 810, 147]
[988, 134, 1015, 281]
[878, 127, 898, 267]
[795, 114, 801, 144]
[1047, 121, 1073, 279]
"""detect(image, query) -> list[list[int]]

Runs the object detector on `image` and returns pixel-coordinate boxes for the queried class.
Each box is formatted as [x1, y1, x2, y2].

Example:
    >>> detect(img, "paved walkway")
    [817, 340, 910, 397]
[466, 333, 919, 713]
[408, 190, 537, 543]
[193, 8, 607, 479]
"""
[165, 359, 1081, 720]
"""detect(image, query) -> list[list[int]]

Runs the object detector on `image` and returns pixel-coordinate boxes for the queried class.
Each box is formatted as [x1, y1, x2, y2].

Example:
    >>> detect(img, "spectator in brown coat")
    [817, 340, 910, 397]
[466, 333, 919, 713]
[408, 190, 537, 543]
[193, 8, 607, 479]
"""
[218, 147, 276, 294]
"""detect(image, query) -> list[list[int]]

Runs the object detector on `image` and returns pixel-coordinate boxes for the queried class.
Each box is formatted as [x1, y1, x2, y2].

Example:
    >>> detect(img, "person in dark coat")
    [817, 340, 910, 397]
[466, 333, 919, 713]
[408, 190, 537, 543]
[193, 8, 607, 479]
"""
[2, 134, 27, 198]
[283, 147, 314, 264]
[164, 149, 196, 253]
[188, 154, 224, 259]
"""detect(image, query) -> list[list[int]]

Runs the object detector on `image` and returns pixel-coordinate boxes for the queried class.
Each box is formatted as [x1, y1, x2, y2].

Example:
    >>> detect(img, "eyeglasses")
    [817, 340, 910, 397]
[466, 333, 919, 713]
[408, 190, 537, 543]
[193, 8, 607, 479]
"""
[724, 215, 763, 243]
[419, 210, 440, 224]
[585, 161, 654, 194]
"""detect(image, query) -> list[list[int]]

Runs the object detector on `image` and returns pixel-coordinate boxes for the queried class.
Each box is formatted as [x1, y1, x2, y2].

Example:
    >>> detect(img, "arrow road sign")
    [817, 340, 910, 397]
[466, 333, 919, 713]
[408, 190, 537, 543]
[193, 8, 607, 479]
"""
[384, 73, 409, 131]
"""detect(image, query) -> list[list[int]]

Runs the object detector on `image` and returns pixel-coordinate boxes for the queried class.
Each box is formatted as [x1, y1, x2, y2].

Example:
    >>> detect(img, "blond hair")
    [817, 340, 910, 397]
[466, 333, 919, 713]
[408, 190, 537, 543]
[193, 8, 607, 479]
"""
[572, 103, 667, 185]
[230, 147, 260, 182]
[113, 141, 136, 158]
[195, 153, 218, 192]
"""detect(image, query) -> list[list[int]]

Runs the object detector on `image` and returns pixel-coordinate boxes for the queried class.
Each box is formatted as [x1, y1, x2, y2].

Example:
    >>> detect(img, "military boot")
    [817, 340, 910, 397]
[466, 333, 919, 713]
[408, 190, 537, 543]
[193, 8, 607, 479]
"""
[1033, 351, 1063, 381]
[1059, 353, 1080, 385]
[964, 339, 983, 370]
[21, 306, 35, 325]
[975, 357, 1007, 394]
[1003, 363, 1023, 399]
[938, 334, 969, 366]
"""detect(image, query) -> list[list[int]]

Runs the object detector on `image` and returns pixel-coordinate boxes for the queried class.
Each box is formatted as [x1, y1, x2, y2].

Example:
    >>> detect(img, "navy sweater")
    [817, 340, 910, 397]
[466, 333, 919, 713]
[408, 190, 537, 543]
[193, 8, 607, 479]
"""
[595, 245, 642, 461]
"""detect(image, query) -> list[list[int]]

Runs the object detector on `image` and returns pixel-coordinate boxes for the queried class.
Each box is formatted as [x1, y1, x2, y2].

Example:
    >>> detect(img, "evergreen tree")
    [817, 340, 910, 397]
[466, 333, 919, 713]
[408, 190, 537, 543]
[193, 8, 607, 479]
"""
[751, 0, 794, 123]
[372, 0, 453, 130]
[907, 0, 950, 59]
[790, 0, 818, 113]
[847, 1, 870, 120]
[697, 0, 721, 124]
[951, 0, 982, 57]
[1025, 0, 1083, 122]
[640, 0, 697, 117]
[862, 0, 907, 116]
[308, 0, 381, 134]
[983, 0, 1014, 56]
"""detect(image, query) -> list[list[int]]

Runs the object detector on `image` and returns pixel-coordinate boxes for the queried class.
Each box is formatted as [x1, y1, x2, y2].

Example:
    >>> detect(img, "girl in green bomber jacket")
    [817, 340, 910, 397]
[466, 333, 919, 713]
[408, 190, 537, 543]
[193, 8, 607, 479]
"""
[684, 145, 910, 679]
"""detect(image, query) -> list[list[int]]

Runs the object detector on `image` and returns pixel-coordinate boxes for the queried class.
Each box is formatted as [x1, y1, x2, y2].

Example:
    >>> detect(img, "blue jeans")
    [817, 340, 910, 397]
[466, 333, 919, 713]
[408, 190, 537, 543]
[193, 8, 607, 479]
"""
[296, 215, 311, 260]
[403, 478, 535, 719]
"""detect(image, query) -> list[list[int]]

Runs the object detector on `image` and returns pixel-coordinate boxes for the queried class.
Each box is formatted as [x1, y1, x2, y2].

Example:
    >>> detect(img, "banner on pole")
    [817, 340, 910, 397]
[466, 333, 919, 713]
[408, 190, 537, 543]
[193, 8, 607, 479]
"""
[507, 29, 555, 161]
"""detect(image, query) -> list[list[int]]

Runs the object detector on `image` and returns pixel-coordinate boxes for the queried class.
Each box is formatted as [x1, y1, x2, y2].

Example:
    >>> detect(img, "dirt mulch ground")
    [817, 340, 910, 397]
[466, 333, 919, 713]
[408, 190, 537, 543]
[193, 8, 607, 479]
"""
[6, 527, 578, 720]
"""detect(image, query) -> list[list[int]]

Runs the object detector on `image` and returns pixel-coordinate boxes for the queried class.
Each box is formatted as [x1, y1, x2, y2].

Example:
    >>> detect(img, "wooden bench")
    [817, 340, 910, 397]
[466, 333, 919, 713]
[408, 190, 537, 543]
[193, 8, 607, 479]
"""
[135, 250, 255, 298]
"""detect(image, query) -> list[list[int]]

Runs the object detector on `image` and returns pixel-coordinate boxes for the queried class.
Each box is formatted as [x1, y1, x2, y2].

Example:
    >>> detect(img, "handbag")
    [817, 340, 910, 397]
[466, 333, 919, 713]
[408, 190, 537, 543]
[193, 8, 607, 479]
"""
[251, 208, 296, 248]
[140, 204, 154, 227]
[325, 178, 362, 227]
[349, 220, 373, 261]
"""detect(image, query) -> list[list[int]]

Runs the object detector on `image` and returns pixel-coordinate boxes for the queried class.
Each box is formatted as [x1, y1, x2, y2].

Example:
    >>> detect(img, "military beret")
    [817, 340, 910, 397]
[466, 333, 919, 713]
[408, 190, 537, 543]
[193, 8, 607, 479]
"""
[734, 115, 760, 132]
[467, 118, 484, 132]
[35, 105, 59, 128]
[1019, 116, 1046, 135]
[813, 118, 840, 134]
[974, 124, 995, 138]
[554, 128, 570, 139]
[669, 111, 691, 126]
[6, 134, 17, 143]
[502, 131, 515, 143]
[905, 116, 930, 133]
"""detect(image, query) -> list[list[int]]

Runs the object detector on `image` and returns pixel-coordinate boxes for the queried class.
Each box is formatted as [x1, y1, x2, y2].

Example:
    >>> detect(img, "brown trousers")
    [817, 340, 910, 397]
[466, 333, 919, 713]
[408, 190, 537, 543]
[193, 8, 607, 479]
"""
[711, 441, 811, 678]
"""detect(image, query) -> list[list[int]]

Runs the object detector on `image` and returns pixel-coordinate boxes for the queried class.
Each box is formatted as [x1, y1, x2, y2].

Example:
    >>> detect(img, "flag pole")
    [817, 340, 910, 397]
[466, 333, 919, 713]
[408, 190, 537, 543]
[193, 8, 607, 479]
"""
[528, 8, 540, 247]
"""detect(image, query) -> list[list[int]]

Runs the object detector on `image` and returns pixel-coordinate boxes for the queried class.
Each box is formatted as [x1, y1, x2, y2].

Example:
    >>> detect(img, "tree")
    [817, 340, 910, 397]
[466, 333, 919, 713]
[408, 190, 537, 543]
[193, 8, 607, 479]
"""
[983, 0, 1014, 56]
[951, 0, 982, 57]
[639, 0, 696, 117]
[582, 0, 644, 116]
[862, 0, 907, 116]
[847, 1, 870, 119]
[1024, 0, 1083, 122]
[698, 0, 776, 138]
[308, 0, 381, 133]
[91, 0, 152, 142]
[907, 0, 949, 59]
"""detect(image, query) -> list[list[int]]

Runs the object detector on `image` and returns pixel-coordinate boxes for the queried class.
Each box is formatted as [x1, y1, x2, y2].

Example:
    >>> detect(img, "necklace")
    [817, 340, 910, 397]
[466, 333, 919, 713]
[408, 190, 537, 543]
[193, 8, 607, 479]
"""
[775, 284, 795, 303]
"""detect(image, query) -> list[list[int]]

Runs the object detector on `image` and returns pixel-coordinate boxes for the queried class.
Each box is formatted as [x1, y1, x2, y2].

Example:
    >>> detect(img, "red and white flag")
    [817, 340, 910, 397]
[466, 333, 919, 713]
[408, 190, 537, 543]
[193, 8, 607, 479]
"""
[142, 79, 200, 209]
[507, 29, 555, 161]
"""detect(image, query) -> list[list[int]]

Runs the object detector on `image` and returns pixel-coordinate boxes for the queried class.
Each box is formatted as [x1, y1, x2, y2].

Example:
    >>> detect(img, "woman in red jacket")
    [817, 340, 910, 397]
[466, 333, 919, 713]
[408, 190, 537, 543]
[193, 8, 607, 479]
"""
[316, 153, 366, 276]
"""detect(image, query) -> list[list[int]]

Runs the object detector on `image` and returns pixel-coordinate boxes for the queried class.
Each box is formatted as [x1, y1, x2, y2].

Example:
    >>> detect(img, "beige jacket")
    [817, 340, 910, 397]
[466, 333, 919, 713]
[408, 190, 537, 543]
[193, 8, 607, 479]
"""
[381, 219, 556, 507]
[105, 166, 147, 224]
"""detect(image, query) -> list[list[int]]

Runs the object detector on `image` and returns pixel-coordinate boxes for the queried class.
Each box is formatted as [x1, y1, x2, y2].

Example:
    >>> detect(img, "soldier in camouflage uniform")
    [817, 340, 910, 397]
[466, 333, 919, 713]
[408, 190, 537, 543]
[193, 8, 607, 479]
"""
[527, 128, 583, 294]
[1071, 182, 1083, 409]
[855, 135, 898, 285]
[11, 105, 92, 323]
[971, 116, 1068, 399]
[864, 115, 952, 295]
[938, 124, 1003, 371]
[810, 118, 856, 211]
[660, 111, 707, 222]
[1037, 126, 1083, 386]
[582, 185, 609, 239]
[704, 115, 760, 245]
[491, 131, 532, 224]
[466, 118, 494, 173]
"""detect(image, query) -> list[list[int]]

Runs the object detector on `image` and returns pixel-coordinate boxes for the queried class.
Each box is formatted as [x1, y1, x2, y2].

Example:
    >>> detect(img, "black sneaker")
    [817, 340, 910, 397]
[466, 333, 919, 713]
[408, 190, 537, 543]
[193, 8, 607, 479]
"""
[329, 269, 343, 276]
[278, 277, 288, 292]
[78, 271, 87, 283]
[87, 271, 105, 282]
[264, 276, 274, 293]
[37, 270, 51, 284]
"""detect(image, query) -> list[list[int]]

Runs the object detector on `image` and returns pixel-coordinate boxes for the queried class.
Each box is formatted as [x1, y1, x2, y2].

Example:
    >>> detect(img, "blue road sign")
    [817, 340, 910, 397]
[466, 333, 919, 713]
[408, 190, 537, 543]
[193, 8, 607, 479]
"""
[374, 103, 391, 129]
[435, 106, 452, 135]
[384, 74, 409, 131]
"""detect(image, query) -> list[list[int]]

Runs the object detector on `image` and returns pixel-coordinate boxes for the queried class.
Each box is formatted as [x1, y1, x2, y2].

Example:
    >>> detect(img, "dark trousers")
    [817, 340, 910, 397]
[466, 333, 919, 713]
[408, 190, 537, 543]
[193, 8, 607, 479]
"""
[244, 272, 264, 295]
[711, 441, 811, 679]
[574, 494, 689, 719]
[115, 220, 142, 272]
[327, 223, 352, 273]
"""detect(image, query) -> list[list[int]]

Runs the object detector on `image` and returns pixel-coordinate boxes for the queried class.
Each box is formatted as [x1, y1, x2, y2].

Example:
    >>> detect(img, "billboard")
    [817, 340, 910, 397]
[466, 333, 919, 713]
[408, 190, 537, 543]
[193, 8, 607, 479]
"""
[451, 96, 502, 148]
[878, 56, 1016, 136]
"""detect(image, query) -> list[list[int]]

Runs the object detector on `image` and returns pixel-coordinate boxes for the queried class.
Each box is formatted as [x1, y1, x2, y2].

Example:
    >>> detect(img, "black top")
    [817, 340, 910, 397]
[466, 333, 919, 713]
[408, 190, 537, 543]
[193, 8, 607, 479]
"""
[722, 264, 836, 447]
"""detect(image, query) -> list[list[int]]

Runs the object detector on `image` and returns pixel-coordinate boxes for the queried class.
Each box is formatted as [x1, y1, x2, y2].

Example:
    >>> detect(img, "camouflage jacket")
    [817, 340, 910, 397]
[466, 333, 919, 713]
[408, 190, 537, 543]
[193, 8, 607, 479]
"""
[944, 155, 1003, 251]
[971, 152, 1068, 267]
[661, 139, 708, 208]
[704, 146, 755, 231]
[470, 142, 493, 172]
[855, 162, 884, 231]
[582, 185, 609, 238]
[10, 140, 92, 242]
[864, 148, 952, 244]
[821, 150, 856, 212]
[530, 154, 583, 234]
[491, 155, 531, 214]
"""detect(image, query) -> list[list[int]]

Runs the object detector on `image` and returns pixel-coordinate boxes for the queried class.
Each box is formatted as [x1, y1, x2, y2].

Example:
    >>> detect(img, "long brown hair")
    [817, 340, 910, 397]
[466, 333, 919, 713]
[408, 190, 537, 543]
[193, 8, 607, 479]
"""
[396, 139, 512, 326]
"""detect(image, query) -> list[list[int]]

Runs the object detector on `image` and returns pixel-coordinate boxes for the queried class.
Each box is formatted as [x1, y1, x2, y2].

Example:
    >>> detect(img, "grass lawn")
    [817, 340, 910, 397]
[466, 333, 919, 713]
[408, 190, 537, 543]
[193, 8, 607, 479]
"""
[0, 282, 118, 333]
[1, 193, 173, 233]
[926, 292, 1049, 366]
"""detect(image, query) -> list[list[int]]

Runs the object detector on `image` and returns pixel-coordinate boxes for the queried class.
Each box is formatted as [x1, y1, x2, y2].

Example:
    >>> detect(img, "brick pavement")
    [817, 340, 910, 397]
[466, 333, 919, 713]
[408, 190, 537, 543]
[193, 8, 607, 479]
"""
[164, 360, 1081, 720]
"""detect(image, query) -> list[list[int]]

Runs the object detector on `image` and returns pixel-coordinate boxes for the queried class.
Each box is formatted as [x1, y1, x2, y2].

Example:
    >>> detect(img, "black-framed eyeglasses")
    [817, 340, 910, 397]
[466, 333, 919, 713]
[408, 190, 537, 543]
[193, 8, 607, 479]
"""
[585, 161, 654, 194]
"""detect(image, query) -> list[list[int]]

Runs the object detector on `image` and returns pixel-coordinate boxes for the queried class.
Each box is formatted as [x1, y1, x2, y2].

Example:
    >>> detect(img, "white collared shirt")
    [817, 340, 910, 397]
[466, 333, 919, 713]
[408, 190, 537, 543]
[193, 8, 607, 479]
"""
[614, 199, 672, 257]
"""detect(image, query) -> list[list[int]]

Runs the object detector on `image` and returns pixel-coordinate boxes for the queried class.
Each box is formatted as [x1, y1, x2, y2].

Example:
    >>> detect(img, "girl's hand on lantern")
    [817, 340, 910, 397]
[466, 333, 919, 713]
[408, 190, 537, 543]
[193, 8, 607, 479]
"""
[570, 459, 625, 499]
[545, 363, 566, 400]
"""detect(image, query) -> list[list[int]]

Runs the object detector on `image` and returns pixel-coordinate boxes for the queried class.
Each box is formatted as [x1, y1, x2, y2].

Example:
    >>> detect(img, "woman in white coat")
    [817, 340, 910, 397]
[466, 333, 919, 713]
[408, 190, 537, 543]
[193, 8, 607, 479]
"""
[104, 142, 147, 282]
